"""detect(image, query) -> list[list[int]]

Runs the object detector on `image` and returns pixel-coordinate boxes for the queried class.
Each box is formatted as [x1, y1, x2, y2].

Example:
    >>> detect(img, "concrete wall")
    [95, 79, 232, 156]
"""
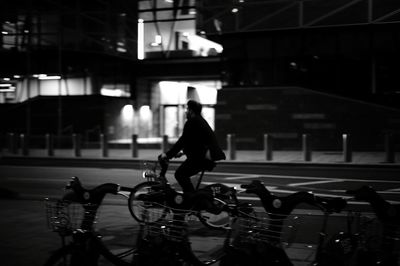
[215, 86, 400, 151]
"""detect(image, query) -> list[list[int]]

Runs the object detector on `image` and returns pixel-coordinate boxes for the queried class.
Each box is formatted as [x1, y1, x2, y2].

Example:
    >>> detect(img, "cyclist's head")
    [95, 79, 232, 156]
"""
[186, 100, 202, 117]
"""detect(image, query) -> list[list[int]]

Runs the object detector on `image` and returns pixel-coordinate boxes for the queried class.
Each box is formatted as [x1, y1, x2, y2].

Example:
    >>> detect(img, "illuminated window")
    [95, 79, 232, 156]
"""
[121, 104, 134, 121]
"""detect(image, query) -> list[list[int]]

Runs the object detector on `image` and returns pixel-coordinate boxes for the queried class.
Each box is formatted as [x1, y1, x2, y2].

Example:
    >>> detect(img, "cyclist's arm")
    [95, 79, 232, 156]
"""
[166, 135, 184, 159]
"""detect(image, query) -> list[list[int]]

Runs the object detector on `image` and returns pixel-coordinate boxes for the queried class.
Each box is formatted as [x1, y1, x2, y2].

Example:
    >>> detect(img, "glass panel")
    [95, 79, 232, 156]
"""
[202, 107, 215, 130]
[164, 106, 179, 137]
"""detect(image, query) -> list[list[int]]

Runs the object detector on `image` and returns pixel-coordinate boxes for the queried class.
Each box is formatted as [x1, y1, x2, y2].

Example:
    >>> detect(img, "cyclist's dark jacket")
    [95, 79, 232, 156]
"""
[166, 115, 225, 162]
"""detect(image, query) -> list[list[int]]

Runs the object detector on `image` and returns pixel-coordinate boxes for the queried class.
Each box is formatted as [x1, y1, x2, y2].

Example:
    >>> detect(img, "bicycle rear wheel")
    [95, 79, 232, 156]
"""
[128, 181, 169, 223]
[96, 197, 141, 266]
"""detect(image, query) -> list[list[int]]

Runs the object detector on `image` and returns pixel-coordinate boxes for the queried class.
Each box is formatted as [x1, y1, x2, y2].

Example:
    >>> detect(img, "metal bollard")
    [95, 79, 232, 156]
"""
[227, 134, 236, 160]
[20, 134, 29, 156]
[7, 133, 17, 154]
[162, 135, 169, 153]
[384, 133, 395, 163]
[263, 134, 273, 161]
[342, 134, 352, 162]
[45, 133, 54, 156]
[72, 134, 81, 157]
[100, 133, 108, 157]
[302, 134, 312, 162]
[131, 134, 138, 158]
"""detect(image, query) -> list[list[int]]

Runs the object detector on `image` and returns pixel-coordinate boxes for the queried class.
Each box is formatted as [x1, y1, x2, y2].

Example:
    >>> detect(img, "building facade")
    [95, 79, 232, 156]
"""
[1, 0, 400, 150]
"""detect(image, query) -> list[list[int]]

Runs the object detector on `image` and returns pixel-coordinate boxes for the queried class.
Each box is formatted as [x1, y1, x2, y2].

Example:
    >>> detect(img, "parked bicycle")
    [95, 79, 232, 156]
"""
[133, 201, 230, 266]
[220, 180, 348, 266]
[331, 185, 400, 266]
[44, 176, 139, 266]
[223, 182, 400, 266]
[128, 156, 238, 230]
[310, 185, 400, 266]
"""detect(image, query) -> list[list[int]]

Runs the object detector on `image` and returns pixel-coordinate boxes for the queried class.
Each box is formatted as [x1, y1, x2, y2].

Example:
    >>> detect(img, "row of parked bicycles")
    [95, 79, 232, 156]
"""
[44, 157, 400, 266]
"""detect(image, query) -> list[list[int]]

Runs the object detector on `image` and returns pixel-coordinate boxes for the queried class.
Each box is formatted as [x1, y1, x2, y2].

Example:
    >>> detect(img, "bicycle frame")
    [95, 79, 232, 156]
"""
[45, 176, 138, 266]
[221, 180, 348, 266]
[141, 159, 207, 190]
[130, 159, 238, 229]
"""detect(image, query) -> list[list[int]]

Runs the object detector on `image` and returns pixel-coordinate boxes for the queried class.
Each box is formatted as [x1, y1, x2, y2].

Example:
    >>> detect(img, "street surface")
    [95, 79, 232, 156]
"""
[1, 163, 399, 208]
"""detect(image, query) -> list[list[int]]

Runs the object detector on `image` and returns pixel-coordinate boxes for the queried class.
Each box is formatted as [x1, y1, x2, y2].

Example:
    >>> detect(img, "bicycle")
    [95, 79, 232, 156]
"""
[132, 201, 231, 266]
[320, 185, 400, 266]
[220, 180, 348, 266]
[306, 185, 400, 266]
[44, 176, 140, 266]
[128, 156, 238, 230]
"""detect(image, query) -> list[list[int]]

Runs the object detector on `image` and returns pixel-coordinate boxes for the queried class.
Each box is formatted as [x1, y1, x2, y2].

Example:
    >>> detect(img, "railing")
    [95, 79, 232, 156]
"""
[1, 132, 397, 164]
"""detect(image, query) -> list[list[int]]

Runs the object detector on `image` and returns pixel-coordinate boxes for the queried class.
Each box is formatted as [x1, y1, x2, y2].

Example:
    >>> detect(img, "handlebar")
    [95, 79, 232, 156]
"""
[240, 180, 347, 215]
[242, 181, 400, 223]
[346, 185, 399, 221]
[156, 152, 184, 179]
[63, 176, 125, 205]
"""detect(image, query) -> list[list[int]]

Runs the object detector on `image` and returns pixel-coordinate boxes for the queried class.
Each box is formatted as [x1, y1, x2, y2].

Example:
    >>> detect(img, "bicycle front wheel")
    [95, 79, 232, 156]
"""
[128, 181, 169, 223]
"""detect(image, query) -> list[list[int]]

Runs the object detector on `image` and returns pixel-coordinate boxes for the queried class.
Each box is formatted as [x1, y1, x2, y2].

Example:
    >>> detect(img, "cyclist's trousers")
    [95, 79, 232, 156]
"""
[175, 159, 207, 193]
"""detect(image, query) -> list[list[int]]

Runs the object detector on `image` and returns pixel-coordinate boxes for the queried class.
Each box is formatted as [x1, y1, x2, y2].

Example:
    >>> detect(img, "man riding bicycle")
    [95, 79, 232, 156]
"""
[159, 99, 226, 193]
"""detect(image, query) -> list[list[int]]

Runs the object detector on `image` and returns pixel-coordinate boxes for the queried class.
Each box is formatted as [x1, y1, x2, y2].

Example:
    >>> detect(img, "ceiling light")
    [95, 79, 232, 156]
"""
[0, 84, 12, 88]
[38, 75, 61, 80]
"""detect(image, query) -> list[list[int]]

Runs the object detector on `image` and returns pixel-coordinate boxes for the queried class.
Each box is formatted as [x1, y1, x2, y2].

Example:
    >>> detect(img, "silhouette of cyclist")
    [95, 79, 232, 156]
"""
[159, 100, 226, 193]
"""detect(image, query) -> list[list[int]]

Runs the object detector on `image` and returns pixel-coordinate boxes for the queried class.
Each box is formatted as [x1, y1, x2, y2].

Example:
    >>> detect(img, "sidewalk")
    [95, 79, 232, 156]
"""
[1, 148, 399, 165]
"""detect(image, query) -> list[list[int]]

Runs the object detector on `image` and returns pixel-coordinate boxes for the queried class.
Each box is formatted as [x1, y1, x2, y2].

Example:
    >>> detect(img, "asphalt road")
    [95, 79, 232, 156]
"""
[1, 163, 399, 209]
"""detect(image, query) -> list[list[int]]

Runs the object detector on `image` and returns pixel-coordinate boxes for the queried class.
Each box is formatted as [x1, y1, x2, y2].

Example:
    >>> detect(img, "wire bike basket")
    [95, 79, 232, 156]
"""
[230, 210, 302, 248]
[356, 214, 400, 255]
[45, 198, 99, 234]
